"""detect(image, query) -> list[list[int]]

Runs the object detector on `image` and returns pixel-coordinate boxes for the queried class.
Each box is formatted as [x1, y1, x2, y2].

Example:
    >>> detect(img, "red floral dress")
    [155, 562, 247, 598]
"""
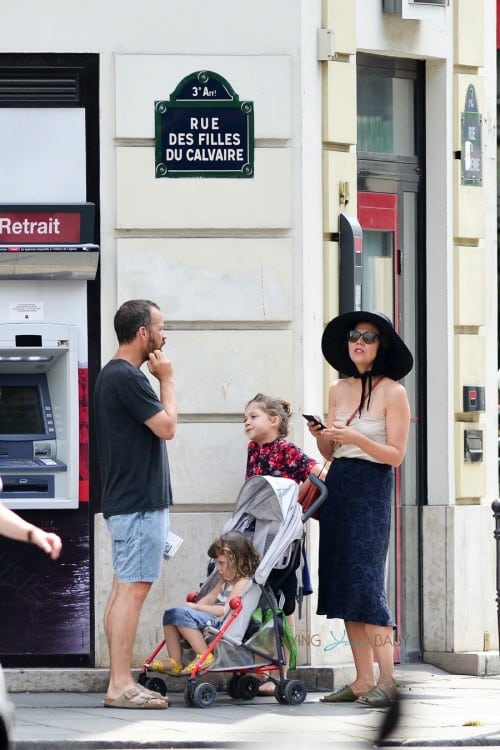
[245, 438, 317, 615]
[246, 438, 316, 483]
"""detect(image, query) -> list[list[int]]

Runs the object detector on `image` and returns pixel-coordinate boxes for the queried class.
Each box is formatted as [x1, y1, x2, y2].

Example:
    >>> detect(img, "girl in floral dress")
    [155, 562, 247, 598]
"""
[244, 393, 323, 693]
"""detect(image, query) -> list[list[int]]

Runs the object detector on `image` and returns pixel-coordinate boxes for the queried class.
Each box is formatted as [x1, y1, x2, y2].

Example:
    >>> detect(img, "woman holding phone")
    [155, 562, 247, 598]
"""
[307, 311, 413, 708]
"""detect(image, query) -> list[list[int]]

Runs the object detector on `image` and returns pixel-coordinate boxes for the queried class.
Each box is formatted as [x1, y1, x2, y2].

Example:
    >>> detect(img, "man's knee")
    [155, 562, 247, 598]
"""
[114, 580, 152, 607]
[129, 580, 153, 603]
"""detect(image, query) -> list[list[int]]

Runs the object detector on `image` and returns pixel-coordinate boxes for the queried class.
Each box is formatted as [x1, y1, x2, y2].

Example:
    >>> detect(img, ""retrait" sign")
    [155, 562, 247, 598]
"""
[0, 212, 81, 243]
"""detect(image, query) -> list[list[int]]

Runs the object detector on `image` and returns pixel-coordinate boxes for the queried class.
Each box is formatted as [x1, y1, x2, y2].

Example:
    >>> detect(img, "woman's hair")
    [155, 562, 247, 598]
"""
[207, 531, 260, 578]
[246, 393, 291, 438]
[113, 299, 159, 343]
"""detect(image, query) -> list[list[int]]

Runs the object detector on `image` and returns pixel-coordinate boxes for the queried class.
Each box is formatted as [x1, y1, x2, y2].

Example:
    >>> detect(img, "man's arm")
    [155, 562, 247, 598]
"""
[145, 349, 177, 439]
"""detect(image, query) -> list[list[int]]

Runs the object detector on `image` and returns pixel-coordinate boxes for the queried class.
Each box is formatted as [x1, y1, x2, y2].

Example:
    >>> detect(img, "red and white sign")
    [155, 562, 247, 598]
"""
[0, 212, 81, 243]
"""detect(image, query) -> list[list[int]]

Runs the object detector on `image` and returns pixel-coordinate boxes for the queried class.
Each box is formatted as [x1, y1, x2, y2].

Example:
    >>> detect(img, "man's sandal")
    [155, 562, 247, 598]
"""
[138, 684, 169, 702]
[103, 687, 168, 709]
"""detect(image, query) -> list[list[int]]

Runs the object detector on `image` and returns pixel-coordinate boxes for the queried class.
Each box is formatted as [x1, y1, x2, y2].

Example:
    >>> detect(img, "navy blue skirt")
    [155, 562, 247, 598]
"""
[317, 457, 395, 626]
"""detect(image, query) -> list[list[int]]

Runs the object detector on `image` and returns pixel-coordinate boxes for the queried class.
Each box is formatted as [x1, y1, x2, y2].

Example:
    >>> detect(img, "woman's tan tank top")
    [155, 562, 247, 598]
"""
[333, 383, 387, 463]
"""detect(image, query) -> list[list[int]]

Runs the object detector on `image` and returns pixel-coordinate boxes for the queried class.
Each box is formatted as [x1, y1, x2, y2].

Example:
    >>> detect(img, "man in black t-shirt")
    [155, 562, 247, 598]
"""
[94, 299, 177, 710]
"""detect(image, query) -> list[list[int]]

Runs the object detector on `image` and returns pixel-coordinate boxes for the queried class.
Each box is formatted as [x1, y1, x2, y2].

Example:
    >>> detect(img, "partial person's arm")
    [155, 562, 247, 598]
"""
[188, 577, 251, 617]
[0, 484, 62, 560]
[145, 349, 177, 439]
[188, 578, 226, 617]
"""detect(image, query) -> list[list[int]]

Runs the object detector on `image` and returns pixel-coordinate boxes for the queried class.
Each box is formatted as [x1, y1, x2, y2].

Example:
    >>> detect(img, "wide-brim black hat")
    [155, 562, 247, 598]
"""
[321, 310, 413, 380]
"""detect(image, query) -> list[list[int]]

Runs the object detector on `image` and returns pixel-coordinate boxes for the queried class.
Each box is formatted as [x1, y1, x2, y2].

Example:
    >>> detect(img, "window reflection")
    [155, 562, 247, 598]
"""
[358, 74, 415, 155]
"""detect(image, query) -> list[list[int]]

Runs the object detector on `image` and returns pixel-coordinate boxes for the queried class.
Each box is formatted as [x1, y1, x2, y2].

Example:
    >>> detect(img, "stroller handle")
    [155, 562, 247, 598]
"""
[301, 473, 328, 523]
[228, 596, 243, 613]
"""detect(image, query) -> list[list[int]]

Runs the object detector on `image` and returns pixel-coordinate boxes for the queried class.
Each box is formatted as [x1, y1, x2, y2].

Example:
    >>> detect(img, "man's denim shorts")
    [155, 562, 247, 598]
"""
[106, 508, 169, 583]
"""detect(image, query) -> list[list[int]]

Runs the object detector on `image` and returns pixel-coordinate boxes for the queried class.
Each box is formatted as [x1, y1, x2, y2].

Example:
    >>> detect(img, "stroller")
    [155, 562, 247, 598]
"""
[139, 473, 327, 708]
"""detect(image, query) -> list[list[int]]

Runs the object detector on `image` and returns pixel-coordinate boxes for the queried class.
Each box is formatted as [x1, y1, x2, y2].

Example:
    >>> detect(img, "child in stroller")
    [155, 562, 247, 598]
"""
[244, 393, 325, 693]
[150, 531, 260, 675]
[140, 474, 327, 708]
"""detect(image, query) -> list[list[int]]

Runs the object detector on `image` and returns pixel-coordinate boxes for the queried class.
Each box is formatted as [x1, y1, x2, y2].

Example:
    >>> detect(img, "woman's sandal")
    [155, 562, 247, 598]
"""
[357, 686, 395, 708]
[150, 658, 183, 675]
[320, 685, 359, 703]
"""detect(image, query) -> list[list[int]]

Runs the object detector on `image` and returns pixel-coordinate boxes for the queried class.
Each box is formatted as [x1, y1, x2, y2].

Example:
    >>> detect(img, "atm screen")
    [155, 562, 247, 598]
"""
[0, 385, 45, 434]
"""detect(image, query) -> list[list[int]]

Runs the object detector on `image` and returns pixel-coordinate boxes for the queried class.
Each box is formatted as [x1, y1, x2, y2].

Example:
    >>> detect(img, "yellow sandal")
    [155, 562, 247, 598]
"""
[150, 658, 183, 675]
[180, 652, 215, 675]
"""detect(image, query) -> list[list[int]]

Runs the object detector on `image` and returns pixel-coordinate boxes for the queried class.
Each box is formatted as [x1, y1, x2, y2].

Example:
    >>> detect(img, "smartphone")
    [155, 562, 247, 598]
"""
[302, 414, 326, 430]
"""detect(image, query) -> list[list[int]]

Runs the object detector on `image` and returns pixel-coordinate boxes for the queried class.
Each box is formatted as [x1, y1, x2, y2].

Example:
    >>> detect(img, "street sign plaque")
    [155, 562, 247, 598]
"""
[155, 70, 254, 178]
[461, 84, 482, 187]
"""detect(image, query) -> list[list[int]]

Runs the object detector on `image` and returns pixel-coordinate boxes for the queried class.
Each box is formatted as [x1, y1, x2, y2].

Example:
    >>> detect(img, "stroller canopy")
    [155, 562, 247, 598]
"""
[222, 475, 304, 585]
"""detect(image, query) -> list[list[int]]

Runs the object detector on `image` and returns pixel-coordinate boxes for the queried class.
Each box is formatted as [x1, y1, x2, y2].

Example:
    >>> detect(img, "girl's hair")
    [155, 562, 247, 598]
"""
[246, 393, 291, 438]
[207, 531, 260, 578]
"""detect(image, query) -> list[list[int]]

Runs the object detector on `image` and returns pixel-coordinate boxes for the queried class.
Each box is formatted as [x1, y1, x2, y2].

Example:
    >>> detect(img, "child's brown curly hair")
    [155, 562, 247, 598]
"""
[207, 531, 260, 579]
[245, 393, 291, 438]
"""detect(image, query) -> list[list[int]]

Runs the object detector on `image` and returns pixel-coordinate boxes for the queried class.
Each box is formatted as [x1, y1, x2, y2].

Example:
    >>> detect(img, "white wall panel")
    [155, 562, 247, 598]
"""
[116, 238, 293, 322]
[167, 423, 247, 503]
[167, 418, 321, 504]
[115, 54, 292, 140]
[163, 329, 294, 413]
[0, 109, 86, 202]
[116, 147, 292, 229]
[454, 245, 485, 327]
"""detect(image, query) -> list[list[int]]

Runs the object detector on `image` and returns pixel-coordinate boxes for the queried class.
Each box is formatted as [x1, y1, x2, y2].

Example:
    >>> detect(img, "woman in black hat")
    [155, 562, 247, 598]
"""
[306, 311, 413, 708]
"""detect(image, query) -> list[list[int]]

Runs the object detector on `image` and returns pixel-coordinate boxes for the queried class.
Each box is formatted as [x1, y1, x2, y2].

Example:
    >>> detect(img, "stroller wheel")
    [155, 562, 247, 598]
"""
[137, 672, 148, 687]
[277, 679, 307, 706]
[238, 674, 261, 700]
[193, 681, 217, 709]
[145, 677, 167, 696]
[228, 675, 242, 699]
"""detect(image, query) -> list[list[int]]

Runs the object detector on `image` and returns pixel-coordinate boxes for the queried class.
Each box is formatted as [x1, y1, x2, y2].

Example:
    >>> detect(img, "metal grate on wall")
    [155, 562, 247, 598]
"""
[0, 68, 80, 105]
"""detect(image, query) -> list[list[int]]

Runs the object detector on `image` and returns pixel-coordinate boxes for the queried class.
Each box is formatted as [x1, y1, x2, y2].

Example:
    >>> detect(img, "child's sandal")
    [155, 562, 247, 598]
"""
[150, 658, 183, 675]
[180, 652, 215, 675]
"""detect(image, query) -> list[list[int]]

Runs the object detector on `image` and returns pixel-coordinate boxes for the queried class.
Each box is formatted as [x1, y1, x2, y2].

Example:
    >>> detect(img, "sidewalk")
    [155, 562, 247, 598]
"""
[8, 663, 500, 749]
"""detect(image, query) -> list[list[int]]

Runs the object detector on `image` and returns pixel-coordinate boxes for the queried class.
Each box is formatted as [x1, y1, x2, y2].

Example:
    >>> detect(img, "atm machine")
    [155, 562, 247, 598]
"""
[0, 322, 79, 509]
[0, 202, 98, 663]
